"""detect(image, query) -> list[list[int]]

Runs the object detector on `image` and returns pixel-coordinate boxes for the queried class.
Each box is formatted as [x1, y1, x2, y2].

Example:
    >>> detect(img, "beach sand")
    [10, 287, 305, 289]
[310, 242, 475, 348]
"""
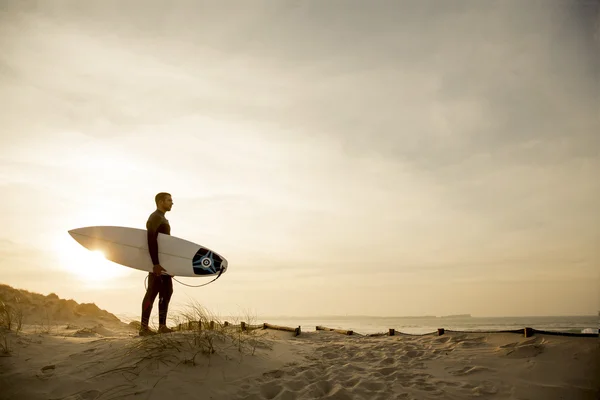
[1, 286, 598, 399]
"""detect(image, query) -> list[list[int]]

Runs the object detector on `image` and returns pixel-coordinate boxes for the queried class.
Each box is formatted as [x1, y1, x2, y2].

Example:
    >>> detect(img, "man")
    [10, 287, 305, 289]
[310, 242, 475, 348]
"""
[139, 192, 175, 336]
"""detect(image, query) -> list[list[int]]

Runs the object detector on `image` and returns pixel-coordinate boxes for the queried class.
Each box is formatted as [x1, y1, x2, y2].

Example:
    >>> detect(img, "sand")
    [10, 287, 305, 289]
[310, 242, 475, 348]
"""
[0, 285, 598, 399]
[1, 323, 598, 400]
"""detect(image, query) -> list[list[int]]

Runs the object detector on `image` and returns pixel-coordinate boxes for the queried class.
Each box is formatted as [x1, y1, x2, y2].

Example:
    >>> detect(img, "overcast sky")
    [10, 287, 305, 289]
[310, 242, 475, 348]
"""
[1, 0, 598, 320]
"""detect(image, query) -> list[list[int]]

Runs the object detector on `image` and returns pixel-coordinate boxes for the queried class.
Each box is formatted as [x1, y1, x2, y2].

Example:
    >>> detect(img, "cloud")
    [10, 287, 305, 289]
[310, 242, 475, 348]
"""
[0, 0, 597, 316]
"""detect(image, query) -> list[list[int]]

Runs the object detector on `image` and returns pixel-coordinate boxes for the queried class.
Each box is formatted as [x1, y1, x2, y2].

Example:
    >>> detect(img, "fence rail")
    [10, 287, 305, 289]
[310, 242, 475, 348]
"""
[175, 320, 598, 339]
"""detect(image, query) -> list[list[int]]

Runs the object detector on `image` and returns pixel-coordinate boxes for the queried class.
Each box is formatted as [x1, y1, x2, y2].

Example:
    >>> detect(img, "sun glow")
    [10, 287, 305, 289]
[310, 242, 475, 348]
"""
[55, 235, 131, 285]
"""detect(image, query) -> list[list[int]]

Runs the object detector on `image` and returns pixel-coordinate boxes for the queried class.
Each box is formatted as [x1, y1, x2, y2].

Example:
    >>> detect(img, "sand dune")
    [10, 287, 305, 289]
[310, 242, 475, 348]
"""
[0, 284, 125, 328]
[0, 286, 598, 399]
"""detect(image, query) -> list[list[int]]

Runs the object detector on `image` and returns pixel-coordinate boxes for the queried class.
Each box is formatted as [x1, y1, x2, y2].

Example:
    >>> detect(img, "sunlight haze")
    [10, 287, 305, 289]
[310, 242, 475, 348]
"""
[1, 0, 598, 321]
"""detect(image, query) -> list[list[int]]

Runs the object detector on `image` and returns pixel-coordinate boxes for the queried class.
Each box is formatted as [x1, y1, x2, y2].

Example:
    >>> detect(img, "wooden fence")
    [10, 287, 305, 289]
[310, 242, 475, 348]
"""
[175, 320, 598, 339]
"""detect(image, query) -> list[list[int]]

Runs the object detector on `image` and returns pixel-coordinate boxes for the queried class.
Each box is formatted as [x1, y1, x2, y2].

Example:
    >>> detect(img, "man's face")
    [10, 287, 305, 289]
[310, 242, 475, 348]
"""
[161, 195, 173, 211]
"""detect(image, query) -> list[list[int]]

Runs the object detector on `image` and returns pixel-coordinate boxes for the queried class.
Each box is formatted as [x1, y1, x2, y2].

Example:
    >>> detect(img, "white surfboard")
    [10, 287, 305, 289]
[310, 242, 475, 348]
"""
[68, 226, 228, 278]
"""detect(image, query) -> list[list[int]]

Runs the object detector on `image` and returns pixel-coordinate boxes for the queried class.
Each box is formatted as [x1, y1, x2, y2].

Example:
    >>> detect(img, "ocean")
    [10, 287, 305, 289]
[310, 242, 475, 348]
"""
[248, 315, 599, 335]
[116, 312, 599, 336]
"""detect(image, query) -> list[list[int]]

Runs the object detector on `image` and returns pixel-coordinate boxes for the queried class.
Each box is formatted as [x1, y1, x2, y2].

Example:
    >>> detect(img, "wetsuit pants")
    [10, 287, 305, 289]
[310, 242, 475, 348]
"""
[141, 273, 173, 328]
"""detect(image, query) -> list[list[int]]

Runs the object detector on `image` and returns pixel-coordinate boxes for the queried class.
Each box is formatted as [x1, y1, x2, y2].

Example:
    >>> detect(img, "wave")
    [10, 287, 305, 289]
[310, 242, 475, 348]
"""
[581, 328, 598, 334]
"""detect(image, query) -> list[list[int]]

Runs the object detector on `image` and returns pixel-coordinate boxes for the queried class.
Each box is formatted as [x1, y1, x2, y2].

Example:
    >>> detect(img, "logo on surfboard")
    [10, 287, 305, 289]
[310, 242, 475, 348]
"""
[192, 248, 223, 275]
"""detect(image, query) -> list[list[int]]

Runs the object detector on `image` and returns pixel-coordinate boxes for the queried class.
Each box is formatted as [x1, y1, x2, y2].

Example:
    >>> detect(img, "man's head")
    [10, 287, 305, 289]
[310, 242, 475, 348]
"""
[155, 192, 173, 212]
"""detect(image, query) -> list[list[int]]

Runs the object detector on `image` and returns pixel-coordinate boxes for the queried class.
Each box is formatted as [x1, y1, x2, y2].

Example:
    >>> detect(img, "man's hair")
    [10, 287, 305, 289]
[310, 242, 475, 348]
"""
[155, 192, 171, 206]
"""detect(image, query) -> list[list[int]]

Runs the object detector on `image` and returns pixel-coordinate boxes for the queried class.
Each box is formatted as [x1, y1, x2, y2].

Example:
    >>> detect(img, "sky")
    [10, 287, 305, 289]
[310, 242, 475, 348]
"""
[1, 0, 598, 321]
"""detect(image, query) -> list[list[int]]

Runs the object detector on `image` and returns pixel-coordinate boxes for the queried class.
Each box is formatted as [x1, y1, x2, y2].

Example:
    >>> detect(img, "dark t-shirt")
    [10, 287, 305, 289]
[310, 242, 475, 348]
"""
[146, 209, 171, 266]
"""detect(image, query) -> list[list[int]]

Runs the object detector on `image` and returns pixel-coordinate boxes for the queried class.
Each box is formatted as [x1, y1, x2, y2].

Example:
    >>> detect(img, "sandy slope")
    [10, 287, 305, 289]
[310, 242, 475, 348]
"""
[0, 284, 124, 328]
[1, 323, 598, 400]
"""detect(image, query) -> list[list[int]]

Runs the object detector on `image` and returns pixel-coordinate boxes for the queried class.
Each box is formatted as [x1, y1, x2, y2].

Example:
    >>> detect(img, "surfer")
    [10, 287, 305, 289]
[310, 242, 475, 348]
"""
[139, 192, 175, 336]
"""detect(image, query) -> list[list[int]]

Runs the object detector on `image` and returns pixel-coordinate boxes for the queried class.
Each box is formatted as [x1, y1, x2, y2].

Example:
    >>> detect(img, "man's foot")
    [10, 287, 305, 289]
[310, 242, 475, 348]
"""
[139, 327, 157, 336]
[158, 325, 174, 334]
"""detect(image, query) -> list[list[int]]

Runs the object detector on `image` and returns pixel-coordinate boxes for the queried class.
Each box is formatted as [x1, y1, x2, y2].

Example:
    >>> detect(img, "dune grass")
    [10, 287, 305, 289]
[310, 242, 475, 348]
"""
[0, 297, 24, 332]
[0, 329, 9, 356]
[168, 299, 269, 359]
[0, 297, 25, 355]
[94, 299, 271, 387]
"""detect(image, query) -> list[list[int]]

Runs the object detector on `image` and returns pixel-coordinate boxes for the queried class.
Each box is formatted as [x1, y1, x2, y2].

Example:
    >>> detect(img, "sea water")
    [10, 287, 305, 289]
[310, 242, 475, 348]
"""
[252, 315, 599, 335]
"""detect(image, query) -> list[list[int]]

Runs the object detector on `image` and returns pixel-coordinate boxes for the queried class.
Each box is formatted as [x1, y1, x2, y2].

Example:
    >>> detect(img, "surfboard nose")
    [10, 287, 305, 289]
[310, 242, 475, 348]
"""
[67, 227, 95, 249]
[68, 228, 79, 240]
[68, 227, 84, 237]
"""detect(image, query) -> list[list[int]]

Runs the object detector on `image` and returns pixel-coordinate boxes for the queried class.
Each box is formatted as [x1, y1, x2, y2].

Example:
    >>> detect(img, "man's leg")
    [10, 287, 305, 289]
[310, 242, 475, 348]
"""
[140, 273, 161, 333]
[158, 275, 173, 332]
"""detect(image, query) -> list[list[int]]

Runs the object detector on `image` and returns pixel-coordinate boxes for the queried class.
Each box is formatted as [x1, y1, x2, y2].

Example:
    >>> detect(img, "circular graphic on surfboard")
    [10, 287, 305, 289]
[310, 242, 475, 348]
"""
[192, 248, 224, 275]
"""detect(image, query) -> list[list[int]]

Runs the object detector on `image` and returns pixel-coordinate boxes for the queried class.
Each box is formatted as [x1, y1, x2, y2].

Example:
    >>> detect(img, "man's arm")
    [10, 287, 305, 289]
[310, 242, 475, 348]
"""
[147, 214, 161, 266]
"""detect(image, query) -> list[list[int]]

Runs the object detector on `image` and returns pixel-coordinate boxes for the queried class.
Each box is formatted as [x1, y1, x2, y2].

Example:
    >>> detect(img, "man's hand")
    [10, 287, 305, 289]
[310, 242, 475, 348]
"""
[153, 264, 166, 276]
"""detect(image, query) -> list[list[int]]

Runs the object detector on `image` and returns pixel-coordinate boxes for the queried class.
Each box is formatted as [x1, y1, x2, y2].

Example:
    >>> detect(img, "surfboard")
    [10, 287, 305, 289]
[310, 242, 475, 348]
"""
[68, 226, 228, 278]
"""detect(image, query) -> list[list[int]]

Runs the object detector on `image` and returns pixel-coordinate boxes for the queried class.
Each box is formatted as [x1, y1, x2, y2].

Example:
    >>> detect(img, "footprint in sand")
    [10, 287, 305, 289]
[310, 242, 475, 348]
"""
[283, 378, 308, 392]
[37, 364, 56, 380]
[413, 381, 444, 395]
[259, 381, 284, 399]
[305, 380, 335, 397]
[297, 368, 319, 381]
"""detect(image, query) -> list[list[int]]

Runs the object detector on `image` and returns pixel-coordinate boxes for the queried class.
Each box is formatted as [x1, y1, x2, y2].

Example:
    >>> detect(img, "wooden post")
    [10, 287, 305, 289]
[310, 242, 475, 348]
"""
[241, 321, 247, 331]
[264, 323, 300, 336]
[524, 327, 534, 338]
[316, 326, 353, 335]
[437, 328, 445, 336]
[389, 329, 395, 336]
